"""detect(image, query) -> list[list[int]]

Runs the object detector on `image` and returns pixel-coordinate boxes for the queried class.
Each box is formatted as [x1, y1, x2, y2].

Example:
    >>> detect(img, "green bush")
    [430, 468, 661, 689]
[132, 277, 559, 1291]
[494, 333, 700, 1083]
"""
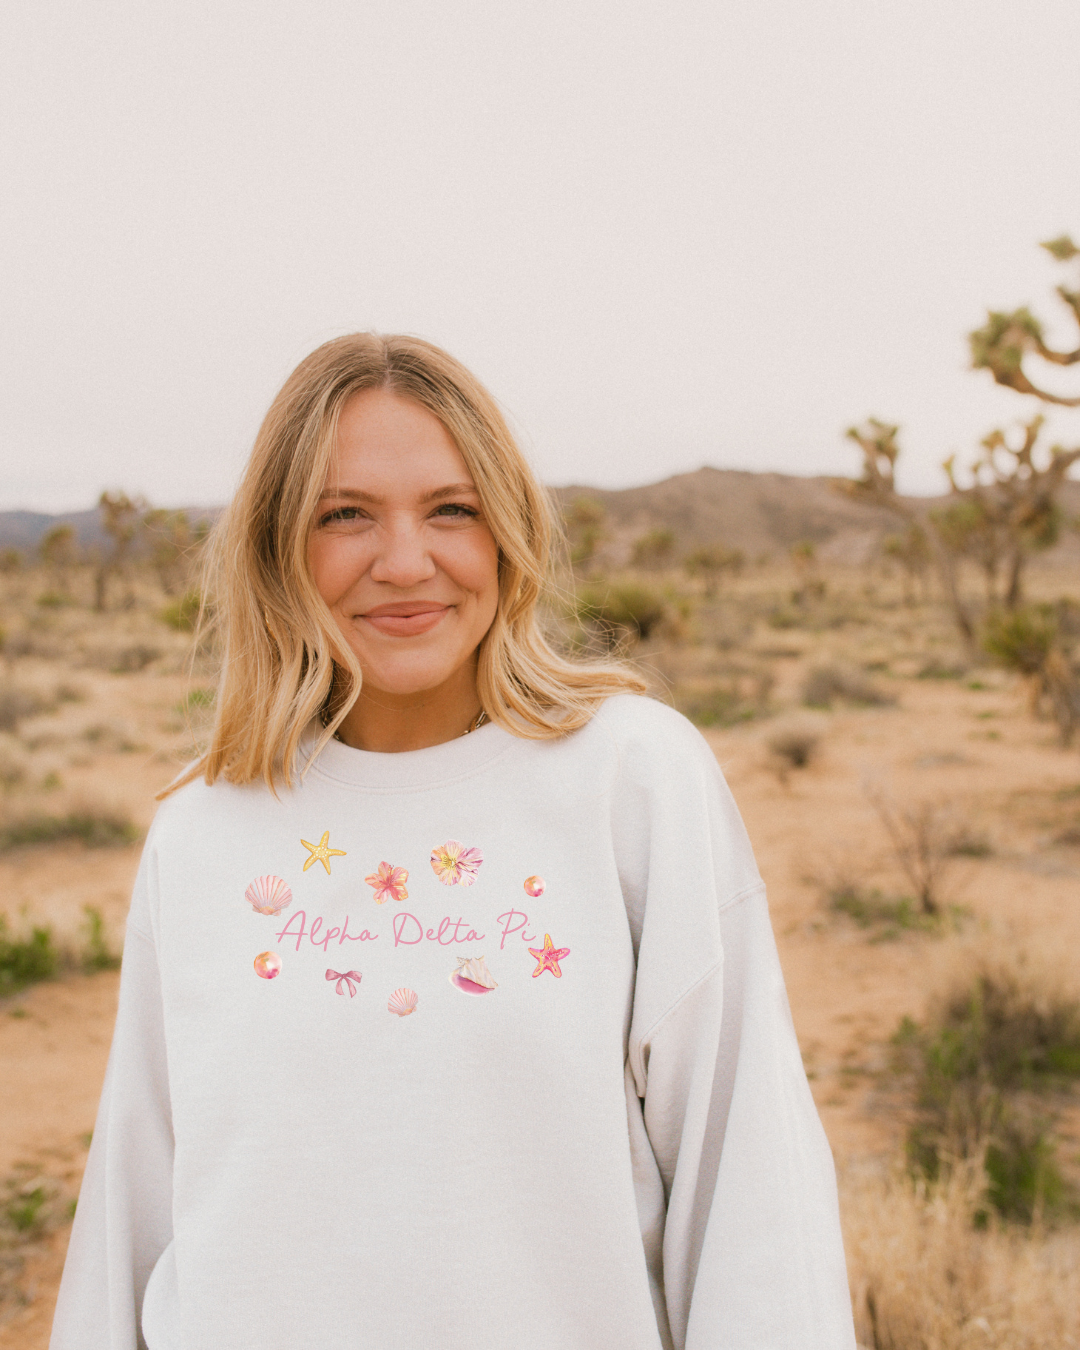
[573, 582, 666, 643]
[81, 906, 120, 972]
[0, 917, 58, 995]
[159, 590, 201, 632]
[0, 810, 140, 852]
[982, 605, 1058, 675]
[896, 969, 1080, 1223]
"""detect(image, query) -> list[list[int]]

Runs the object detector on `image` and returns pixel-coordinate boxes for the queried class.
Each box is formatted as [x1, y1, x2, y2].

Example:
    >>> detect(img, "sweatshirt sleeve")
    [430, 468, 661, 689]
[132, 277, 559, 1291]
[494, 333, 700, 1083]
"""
[611, 700, 855, 1350]
[50, 846, 174, 1350]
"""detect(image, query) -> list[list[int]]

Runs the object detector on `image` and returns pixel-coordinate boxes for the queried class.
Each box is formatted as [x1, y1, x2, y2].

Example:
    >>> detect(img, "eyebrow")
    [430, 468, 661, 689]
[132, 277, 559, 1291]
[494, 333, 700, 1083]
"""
[317, 483, 480, 505]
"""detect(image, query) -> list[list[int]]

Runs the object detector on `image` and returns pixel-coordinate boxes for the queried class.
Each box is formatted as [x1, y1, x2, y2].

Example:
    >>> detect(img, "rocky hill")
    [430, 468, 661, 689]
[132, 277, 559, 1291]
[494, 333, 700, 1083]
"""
[2, 468, 1077, 567]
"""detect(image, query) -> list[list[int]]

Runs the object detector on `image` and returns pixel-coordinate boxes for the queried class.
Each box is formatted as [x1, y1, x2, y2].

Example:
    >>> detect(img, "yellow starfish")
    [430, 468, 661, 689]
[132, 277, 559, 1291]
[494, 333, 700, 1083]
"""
[300, 831, 347, 875]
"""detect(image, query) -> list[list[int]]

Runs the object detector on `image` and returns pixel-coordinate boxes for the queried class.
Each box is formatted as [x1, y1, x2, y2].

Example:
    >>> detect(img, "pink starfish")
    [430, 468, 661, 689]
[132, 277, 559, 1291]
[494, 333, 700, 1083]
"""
[364, 862, 409, 904]
[528, 933, 570, 979]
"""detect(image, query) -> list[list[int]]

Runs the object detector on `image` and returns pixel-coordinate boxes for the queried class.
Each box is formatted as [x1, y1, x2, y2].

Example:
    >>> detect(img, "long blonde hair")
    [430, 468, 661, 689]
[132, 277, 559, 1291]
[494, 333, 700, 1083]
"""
[168, 332, 645, 794]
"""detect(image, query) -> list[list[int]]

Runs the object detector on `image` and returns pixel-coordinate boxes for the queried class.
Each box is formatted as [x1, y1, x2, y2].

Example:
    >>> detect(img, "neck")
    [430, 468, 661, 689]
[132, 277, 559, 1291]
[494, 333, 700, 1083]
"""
[332, 662, 483, 753]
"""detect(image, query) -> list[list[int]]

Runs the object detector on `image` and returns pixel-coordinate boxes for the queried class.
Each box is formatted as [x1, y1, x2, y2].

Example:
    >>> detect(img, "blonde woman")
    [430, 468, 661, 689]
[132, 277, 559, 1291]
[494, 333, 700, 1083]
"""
[52, 334, 855, 1350]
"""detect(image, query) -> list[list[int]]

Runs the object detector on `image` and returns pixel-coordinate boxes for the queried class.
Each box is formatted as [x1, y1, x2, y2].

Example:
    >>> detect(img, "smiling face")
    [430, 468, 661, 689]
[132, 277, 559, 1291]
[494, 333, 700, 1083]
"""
[308, 387, 501, 705]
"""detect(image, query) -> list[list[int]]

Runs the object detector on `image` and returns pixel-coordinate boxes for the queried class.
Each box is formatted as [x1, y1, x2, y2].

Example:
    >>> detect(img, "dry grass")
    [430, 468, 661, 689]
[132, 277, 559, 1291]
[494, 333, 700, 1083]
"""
[843, 1163, 1080, 1349]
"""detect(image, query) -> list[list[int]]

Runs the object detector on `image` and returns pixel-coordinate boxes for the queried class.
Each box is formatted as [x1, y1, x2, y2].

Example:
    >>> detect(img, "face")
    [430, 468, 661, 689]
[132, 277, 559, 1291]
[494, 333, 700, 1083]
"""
[308, 387, 500, 700]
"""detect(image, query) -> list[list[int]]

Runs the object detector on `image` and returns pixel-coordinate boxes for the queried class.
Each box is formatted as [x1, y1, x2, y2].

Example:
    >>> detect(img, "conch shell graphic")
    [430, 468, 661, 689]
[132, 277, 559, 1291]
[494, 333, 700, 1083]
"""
[449, 955, 498, 995]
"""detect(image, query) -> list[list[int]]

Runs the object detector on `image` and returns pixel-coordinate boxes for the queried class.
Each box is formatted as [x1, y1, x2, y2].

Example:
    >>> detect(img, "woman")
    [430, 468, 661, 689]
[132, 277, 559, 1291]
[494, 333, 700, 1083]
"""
[52, 334, 855, 1349]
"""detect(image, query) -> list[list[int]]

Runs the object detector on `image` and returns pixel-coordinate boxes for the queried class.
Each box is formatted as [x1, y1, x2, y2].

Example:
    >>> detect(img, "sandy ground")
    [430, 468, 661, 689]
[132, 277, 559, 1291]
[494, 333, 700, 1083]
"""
[2, 660, 1078, 1342]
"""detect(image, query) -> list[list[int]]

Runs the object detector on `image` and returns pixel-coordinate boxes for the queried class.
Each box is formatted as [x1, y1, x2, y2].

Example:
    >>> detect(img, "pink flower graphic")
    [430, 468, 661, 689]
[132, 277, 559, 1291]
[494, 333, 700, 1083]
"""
[364, 862, 409, 904]
[430, 840, 484, 887]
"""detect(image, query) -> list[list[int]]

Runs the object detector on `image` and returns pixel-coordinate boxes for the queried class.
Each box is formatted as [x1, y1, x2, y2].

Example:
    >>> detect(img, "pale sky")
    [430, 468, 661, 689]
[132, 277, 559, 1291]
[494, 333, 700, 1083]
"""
[2, 0, 1079, 511]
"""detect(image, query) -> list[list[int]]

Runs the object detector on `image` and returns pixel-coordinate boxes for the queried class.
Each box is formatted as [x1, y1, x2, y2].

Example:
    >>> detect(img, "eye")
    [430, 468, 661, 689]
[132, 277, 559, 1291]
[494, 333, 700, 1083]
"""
[432, 502, 479, 520]
[317, 506, 368, 527]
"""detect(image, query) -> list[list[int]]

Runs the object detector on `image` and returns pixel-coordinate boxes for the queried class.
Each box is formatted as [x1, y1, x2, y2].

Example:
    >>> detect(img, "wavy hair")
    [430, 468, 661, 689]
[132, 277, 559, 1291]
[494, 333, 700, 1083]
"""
[166, 332, 645, 794]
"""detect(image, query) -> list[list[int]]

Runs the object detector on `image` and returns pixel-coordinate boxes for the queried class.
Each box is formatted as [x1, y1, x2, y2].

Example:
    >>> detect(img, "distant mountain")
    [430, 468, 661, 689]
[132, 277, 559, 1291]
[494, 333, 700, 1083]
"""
[552, 466, 928, 565]
[0, 506, 220, 556]
[551, 466, 1080, 566]
[2, 468, 1076, 566]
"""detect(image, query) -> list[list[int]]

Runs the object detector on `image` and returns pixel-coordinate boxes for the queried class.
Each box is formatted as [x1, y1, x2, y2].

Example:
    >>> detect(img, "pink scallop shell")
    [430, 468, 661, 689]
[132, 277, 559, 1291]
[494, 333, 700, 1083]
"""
[387, 987, 418, 1017]
[254, 951, 282, 980]
[523, 875, 545, 898]
[245, 875, 293, 916]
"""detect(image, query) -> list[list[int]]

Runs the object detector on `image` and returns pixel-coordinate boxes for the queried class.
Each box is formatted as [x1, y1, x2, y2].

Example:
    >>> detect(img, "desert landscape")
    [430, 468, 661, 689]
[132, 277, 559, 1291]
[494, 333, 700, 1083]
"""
[1, 464, 1079, 1349]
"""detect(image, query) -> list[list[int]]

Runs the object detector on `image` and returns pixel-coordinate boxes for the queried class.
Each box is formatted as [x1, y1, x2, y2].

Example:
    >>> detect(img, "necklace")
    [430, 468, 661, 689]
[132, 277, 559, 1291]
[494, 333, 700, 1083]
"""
[324, 707, 488, 744]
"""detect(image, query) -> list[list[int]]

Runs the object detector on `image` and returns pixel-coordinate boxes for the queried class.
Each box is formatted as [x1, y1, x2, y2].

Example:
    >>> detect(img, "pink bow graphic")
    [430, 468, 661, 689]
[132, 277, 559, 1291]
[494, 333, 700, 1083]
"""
[325, 968, 362, 997]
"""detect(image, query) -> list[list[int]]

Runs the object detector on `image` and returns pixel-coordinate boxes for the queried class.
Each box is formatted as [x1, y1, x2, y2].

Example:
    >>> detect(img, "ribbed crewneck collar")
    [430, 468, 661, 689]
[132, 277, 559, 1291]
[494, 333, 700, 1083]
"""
[301, 718, 517, 791]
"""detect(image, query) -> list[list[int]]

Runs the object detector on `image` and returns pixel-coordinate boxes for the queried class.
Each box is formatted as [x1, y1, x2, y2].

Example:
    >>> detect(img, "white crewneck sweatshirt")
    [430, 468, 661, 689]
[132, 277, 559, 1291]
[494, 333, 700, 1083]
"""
[51, 694, 855, 1350]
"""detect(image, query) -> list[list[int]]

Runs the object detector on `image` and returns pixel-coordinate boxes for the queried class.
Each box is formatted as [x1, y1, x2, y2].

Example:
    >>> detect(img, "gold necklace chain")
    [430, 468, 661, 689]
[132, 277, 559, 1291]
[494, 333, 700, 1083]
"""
[324, 707, 488, 743]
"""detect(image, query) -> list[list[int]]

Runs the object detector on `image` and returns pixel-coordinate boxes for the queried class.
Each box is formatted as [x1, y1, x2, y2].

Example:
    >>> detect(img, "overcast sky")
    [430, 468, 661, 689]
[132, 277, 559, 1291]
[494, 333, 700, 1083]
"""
[2, 0, 1079, 512]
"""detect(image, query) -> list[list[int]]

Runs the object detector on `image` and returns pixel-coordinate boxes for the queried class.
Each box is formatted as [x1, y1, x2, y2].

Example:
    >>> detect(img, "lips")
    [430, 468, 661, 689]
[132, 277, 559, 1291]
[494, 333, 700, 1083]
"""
[359, 601, 452, 637]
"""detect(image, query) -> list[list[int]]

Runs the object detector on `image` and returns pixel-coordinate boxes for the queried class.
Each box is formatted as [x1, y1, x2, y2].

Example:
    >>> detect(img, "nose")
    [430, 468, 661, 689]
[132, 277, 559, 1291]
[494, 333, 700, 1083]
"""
[368, 516, 437, 588]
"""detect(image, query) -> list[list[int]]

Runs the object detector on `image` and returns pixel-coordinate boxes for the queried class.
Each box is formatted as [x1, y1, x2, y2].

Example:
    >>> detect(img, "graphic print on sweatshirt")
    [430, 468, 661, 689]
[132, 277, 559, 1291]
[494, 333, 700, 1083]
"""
[300, 830, 347, 874]
[243, 835, 569, 1012]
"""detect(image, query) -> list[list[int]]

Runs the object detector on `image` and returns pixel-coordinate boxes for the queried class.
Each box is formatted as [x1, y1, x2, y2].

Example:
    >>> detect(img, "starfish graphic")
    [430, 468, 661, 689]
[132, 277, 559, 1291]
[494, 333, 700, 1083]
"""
[528, 932, 570, 979]
[300, 831, 347, 875]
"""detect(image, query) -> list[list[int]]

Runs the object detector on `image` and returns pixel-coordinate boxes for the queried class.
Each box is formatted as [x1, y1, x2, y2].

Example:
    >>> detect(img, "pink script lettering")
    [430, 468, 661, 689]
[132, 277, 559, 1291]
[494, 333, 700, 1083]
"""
[392, 913, 486, 947]
[274, 910, 377, 953]
[495, 909, 537, 950]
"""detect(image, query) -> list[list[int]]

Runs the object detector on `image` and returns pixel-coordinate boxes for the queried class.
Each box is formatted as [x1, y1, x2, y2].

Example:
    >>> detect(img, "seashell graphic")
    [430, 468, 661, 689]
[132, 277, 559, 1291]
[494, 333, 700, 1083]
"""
[254, 951, 282, 980]
[245, 875, 293, 916]
[450, 955, 498, 995]
[387, 987, 419, 1017]
[523, 875, 545, 898]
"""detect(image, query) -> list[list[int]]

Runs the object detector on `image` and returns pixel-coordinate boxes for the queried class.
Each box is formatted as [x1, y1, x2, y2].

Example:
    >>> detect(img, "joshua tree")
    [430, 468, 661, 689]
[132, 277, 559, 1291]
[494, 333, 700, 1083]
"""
[844, 419, 977, 646]
[563, 496, 606, 570]
[39, 523, 77, 597]
[940, 416, 1078, 608]
[631, 527, 676, 569]
[881, 523, 931, 603]
[970, 236, 1080, 406]
[684, 544, 744, 597]
[143, 508, 197, 595]
[94, 491, 144, 611]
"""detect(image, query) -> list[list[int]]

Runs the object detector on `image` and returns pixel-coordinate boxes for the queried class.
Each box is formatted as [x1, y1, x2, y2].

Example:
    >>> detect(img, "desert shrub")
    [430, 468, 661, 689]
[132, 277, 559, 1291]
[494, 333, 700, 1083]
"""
[0, 809, 140, 852]
[946, 824, 993, 857]
[917, 658, 968, 680]
[36, 590, 71, 608]
[828, 883, 928, 937]
[631, 527, 675, 569]
[0, 687, 46, 732]
[982, 604, 1057, 675]
[0, 916, 59, 995]
[843, 1163, 1080, 1350]
[801, 665, 894, 709]
[572, 582, 666, 645]
[676, 678, 772, 728]
[867, 790, 958, 917]
[159, 589, 201, 632]
[896, 968, 1080, 1224]
[112, 643, 162, 673]
[81, 905, 120, 972]
[767, 728, 819, 770]
[177, 686, 215, 715]
[983, 603, 1080, 746]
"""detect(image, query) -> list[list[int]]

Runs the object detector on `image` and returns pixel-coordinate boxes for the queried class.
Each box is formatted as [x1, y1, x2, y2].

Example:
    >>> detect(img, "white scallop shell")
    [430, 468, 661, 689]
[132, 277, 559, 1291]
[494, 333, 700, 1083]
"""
[245, 874, 293, 916]
[387, 987, 419, 1017]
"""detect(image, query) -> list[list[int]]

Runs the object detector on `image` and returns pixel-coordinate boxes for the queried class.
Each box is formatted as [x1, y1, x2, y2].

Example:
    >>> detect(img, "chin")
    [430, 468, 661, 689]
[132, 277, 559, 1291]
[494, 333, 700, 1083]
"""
[359, 658, 464, 698]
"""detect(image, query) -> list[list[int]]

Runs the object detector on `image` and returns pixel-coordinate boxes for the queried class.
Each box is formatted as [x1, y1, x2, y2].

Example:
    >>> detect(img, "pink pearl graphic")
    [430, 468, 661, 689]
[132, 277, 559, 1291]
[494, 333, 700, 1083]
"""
[523, 875, 545, 898]
[254, 951, 282, 980]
